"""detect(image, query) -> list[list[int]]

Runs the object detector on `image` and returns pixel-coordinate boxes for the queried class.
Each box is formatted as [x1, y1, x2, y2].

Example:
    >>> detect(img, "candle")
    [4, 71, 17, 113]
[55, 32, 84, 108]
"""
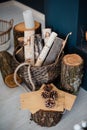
[23, 10, 35, 29]
[81, 120, 87, 128]
[73, 124, 82, 130]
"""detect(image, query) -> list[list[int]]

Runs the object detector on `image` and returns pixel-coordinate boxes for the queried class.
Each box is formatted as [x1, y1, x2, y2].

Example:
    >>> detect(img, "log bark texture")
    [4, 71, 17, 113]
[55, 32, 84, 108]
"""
[61, 54, 84, 94]
[31, 110, 62, 127]
[13, 21, 41, 48]
[0, 51, 22, 88]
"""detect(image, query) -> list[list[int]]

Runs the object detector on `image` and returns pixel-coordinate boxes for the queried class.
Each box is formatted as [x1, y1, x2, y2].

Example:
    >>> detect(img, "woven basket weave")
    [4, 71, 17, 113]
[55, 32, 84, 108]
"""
[13, 37, 64, 91]
[0, 19, 13, 51]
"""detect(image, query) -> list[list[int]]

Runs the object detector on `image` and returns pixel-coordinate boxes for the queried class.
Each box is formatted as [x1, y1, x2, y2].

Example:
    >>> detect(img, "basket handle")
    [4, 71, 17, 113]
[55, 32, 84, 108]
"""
[14, 62, 36, 92]
[55, 32, 72, 64]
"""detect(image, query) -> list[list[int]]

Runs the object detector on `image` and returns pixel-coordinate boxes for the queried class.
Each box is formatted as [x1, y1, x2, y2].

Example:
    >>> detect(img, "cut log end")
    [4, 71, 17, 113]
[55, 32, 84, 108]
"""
[14, 21, 40, 32]
[5, 73, 22, 88]
[63, 54, 83, 66]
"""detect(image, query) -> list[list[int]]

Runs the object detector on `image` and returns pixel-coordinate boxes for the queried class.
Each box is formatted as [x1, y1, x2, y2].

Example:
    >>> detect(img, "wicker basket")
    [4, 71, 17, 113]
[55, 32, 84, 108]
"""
[0, 19, 13, 51]
[13, 37, 64, 91]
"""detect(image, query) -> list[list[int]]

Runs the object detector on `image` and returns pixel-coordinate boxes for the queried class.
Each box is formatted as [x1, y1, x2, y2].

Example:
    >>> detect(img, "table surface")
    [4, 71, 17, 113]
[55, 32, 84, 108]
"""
[0, 1, 87, 130]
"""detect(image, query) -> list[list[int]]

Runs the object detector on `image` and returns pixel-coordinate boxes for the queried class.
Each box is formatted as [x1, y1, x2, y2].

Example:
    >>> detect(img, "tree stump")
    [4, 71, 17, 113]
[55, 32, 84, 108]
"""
[31, 110, 62, 127]
[13, 21, 41, 48]
[0, 51, 22, 88]
[61, 54, 84, 94]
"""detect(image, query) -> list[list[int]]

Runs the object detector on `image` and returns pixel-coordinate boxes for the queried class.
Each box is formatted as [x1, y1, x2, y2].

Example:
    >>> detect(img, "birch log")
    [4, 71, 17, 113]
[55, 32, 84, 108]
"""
[35, 32, 57, 66]
[61, 54, 84, 94]
[24, 31, 35, 65]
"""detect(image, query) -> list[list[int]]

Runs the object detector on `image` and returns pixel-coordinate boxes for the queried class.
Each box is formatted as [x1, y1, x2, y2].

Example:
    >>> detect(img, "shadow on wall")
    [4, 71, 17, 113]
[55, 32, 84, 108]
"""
[17, 0, 44, 13]
[0, 0, 9, 2]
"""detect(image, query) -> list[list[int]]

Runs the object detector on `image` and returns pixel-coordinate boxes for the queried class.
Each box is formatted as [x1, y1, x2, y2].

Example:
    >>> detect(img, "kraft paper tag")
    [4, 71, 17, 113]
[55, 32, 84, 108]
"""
[64, 92, 76, 110]
[20, 84, 76, 114]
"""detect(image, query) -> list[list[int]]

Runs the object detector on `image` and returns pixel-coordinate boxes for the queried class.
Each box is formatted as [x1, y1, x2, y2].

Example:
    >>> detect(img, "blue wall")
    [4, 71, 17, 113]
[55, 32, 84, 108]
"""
[44, 0, 87, 90]
[44, 0, 79, 52]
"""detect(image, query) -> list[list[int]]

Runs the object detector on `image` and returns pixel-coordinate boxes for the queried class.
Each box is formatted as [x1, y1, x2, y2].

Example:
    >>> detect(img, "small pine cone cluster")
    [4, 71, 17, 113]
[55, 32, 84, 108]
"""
[41, 84, 58, 108]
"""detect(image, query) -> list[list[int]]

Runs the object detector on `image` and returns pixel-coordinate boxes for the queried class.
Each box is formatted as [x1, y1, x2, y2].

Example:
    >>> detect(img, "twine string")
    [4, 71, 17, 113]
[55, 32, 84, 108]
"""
[14, 62, 35, 92]
[27, 65, 35, 91]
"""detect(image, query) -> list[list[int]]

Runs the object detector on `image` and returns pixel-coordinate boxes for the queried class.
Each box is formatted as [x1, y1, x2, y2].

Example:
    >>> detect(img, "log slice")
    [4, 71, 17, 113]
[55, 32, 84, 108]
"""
[31, 110, 62, 127]
[0, 51, 22, 88]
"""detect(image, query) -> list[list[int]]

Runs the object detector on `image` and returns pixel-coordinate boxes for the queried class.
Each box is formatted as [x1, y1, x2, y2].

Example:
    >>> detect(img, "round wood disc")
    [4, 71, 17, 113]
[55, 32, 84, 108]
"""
[14, 21, 40, 32]
[63, 54, 83, 66]
[5, 73, 22, 88]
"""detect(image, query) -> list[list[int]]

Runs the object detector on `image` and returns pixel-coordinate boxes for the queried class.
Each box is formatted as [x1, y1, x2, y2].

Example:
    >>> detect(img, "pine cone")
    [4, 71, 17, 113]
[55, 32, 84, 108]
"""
[50, 90, 58, 100]
[41, 91, 50, 98]
[43, 84, 53, 92]
[45, 98, 55, 108]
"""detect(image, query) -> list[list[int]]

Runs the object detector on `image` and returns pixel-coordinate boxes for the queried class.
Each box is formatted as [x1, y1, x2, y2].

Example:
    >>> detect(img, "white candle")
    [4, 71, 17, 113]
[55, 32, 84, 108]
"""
[23, 10, 35, 29]
[73, 124, 82, 130]
[81, 120, 87, 128]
